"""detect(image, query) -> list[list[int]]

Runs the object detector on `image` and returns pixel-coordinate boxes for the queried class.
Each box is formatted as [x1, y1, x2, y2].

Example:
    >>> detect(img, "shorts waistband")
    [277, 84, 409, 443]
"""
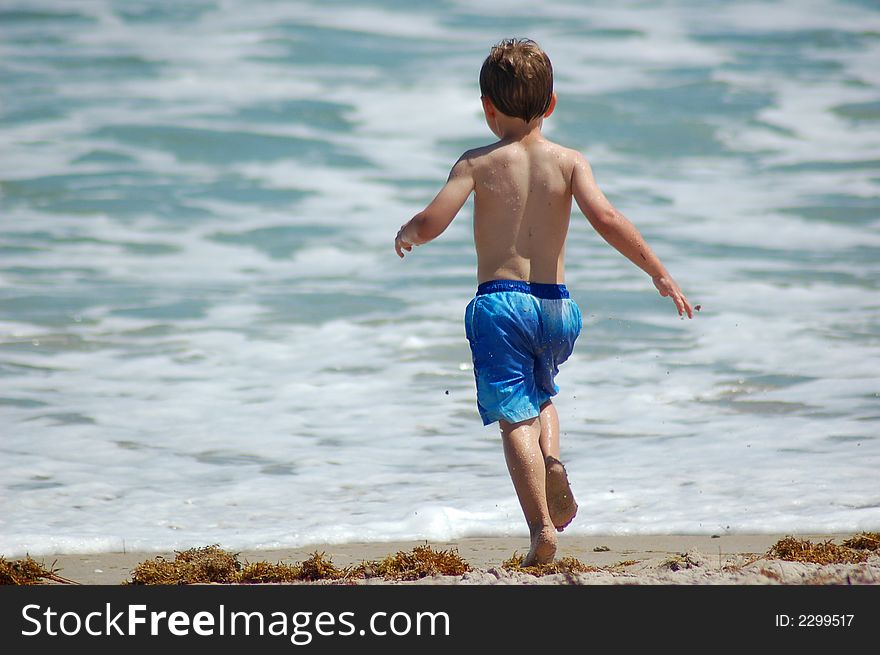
[476, 280, 570, 299]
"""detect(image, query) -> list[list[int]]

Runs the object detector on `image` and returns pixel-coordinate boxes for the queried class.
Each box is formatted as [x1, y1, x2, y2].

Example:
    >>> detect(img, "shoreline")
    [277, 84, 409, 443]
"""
[16, 533, 880, 585]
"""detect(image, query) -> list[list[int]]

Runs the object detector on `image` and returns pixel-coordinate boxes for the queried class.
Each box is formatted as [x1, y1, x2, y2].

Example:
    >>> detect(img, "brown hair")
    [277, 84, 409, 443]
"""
[479, 38, 553, 123]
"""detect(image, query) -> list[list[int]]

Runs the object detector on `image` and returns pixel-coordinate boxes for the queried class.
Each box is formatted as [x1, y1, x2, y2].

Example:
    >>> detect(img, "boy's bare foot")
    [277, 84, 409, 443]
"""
[523, 526, 557, 567]
[545, 455, 578, 532]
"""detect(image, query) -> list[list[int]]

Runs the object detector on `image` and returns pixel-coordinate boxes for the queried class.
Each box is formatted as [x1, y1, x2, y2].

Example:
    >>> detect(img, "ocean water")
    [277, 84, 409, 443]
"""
[1, 0, 879, 557]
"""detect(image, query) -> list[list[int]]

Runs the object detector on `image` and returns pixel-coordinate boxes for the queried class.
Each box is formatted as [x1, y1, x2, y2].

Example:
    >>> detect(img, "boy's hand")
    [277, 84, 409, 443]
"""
[652, 275, 694, 319]
[395, 225, 414, 258]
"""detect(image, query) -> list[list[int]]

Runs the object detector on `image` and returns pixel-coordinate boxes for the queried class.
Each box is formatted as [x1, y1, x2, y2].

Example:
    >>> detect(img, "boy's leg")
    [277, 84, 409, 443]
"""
[538, 401, 578, 531]
[499, 416, 557, 566]
[537, 400, 560, 459]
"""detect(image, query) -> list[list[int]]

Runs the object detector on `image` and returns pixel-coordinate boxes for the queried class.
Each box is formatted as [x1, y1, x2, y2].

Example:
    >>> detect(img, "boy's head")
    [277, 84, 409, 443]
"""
[479, 38, 554, 123]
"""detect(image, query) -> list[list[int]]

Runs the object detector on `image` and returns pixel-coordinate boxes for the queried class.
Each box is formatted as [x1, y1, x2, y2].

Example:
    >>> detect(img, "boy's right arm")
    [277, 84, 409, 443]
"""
[571, 152, 693, 319]
[395, 157, 475, 258]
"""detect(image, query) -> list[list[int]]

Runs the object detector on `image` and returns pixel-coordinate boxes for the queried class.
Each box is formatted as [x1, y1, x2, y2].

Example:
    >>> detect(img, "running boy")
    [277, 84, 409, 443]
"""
[394, 38, 693, 565]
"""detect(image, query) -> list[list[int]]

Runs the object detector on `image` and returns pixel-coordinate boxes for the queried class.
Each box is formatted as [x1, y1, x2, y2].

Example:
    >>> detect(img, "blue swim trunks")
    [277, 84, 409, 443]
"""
[464, 280, 582, 426]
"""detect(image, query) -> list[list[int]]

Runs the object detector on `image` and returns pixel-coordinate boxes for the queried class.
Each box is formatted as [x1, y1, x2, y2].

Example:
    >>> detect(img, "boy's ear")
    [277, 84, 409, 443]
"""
[481, 95, 496, 117]
[544, 92, 557, 118]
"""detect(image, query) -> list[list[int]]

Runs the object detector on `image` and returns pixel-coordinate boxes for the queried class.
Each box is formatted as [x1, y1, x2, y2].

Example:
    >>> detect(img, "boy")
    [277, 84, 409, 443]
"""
[395, 38, 693, 565]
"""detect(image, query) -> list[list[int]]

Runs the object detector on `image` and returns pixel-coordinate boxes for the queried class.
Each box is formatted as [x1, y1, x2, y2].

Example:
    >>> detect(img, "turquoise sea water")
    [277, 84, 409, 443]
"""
[1, 0, 879, 556]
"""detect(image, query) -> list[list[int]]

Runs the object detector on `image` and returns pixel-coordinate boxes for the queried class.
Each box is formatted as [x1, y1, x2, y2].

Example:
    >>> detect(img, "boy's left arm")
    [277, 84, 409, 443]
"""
[395, 157, 474, 258]
[571, 152, 694, 318]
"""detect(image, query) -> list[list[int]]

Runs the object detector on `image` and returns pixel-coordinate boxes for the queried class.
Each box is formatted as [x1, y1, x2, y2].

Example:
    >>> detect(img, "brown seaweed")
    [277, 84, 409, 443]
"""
[501, 553, 597, 576]
[767, 536, 868, 565]
[0, 556, 76, 585]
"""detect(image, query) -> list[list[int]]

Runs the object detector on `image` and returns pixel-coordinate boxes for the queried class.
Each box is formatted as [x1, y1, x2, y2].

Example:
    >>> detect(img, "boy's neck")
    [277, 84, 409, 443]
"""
[495, 116, 545, 142]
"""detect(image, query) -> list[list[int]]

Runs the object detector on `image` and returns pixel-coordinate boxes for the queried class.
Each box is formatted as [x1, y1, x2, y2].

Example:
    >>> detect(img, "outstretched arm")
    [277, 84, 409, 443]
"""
[571, 153, 694, 318]
[395, 157, 475, 258]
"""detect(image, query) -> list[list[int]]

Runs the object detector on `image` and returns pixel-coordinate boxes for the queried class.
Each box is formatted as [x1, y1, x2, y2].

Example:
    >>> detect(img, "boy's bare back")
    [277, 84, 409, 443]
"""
[464, 136, 576, 285]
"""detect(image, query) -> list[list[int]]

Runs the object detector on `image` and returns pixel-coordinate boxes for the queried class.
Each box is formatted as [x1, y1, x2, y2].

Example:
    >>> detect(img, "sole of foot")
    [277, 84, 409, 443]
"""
[545, 455, 578, 532]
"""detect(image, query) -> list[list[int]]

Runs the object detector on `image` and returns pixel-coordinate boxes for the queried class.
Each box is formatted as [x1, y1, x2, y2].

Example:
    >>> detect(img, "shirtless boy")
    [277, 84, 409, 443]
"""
[395, 38, 693, 565]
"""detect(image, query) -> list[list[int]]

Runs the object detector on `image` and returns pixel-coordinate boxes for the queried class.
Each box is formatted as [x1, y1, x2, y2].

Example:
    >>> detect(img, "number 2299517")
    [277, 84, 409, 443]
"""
[775, 614, 854, 627]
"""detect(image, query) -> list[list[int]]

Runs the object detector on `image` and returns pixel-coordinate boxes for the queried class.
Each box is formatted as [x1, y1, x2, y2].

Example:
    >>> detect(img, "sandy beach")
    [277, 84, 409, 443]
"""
[28, 533, 878, 585]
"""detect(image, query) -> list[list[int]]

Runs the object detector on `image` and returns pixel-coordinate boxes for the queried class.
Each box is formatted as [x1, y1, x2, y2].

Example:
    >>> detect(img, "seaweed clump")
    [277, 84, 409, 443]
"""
[237, 552, 345, 583]
[296, 551, 346, 582]
[237, 560, 304, 584]
[0, 556, 75, 585]
[129, 545, 241, 585]
[129, 544, 472, 584]
[353, 545, 471, 581]
[130, 547, 349, 585]
[842, 532, 880, 552]
[767, 537, 868, 565]
[502, 553, 597, 577]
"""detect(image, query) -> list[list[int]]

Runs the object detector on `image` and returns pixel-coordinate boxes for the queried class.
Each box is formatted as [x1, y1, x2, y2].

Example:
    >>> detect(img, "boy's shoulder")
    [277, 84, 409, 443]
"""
[457, 141, 505, 164]
[456, 139, 583, 172]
